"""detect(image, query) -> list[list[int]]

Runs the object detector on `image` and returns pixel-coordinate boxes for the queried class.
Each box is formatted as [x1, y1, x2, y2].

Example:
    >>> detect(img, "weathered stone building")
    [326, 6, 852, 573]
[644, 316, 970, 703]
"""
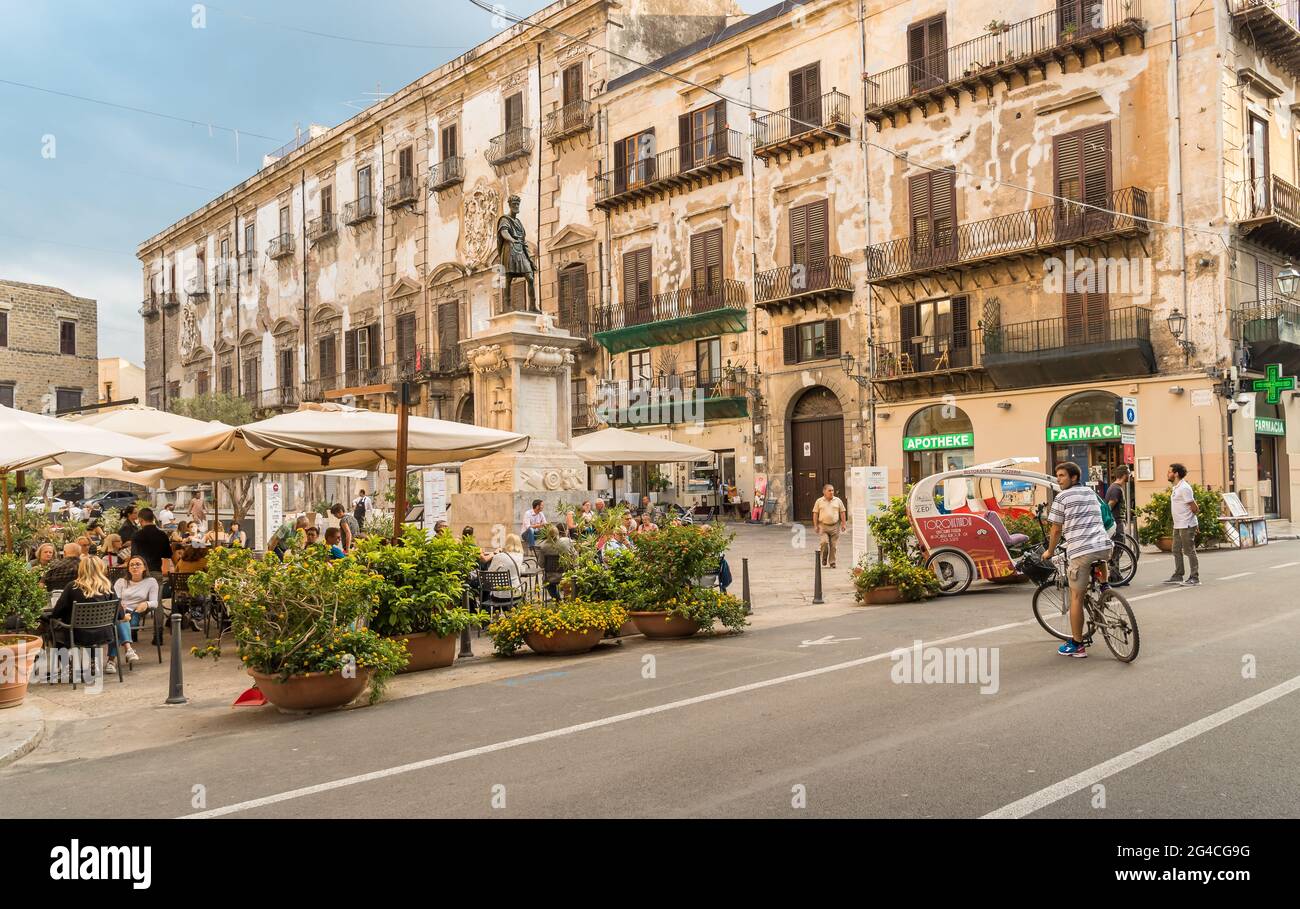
[0, 280, 99, 415]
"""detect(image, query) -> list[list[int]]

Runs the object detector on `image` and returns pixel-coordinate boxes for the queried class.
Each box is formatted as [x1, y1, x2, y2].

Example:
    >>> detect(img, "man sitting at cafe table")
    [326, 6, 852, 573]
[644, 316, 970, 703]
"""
[42, 542, 84, 593]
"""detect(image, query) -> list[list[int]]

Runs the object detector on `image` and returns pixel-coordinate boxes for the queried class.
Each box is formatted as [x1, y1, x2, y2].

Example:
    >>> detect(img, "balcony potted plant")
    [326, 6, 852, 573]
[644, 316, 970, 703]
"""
[189, 546, 407, 712]
[488, 598, 628, 656]
[353, 527, 486, 672]
[0, 555, 48, 709]
[622, 523, 748, 639]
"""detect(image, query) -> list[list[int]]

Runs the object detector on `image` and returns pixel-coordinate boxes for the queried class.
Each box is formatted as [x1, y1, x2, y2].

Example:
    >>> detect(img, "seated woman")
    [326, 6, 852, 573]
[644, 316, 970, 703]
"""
[87, 522, 105, 544]
[203, 526, 228, 547]
[113, 556, 160, 647]
[481, 533, 525, 605]
[635, 513, 658, 534]
[175, 544, 208, 574]
[30, 542, 55, 570]
[76, 535, 95, 556]
[227, 522, 247, 547]
[100, 533, 125, 568]
[50, 555, 138, 674]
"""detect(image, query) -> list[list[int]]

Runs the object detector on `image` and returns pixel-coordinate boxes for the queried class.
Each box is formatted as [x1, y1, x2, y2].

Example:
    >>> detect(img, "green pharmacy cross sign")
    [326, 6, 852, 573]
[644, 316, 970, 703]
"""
[1253, 363, 1297, 405]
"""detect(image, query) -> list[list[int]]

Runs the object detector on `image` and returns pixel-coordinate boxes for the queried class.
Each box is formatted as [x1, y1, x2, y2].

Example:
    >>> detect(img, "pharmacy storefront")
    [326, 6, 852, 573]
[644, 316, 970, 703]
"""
[903, 404, 975, 483]
[1046, 390, 1129, 489]
[1253, 400, 1286, 517]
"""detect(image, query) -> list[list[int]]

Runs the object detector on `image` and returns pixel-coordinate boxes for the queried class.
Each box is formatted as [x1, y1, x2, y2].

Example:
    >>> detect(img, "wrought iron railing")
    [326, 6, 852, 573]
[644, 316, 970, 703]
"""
[597, 367, 752, 417]
[427, 156, 464, 192]
[307, 214, 337, 244]
[755, 256, 854, 305]
[753, 91, 851, 150]
[267, 234, 295, 259]
[986, 305, 1151, 355]
[558, 292, 593, 339]
[866, 187, 1149, 280]
[250, 386, 300, 410]
[595, 279, 747, 332]
[185, 274, 208, 296]
[383, 176, 418, 208]
[544, 100, 594, 141]
[865, 1, 1144, 113]
[139, 299, 159, 318]
[1229, 0, 1300, 28]
[160, 291, 180, 310]
[342, 196, 376, 225]
[595, 129, 745, 203]
[486, 127, 533, 166]
[1235, 173, 1300, 223]
[1232, 298, 1300, 341]
[874, 331, 982, 378]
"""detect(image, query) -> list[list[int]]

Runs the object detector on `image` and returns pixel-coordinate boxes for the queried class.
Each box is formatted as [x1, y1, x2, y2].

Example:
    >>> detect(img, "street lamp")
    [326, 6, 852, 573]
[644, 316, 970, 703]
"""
[1166, 308, 1193, 364]
[840, 351, 869, 387]
[1277, 262, 1300, 297]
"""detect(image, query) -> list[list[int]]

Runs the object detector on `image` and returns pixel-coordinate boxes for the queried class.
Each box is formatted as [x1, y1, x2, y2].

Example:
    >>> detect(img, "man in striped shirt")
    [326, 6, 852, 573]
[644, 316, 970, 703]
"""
[1044, 461, 1114, 659]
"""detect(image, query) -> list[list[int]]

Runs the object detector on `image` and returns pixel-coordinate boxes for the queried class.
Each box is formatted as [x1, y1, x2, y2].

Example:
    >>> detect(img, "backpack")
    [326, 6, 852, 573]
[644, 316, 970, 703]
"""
[1096, 494, 1116, 532]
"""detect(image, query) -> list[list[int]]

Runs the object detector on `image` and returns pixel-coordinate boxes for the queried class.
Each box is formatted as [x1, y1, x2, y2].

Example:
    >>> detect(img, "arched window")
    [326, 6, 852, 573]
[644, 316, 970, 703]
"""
[903, 403, 974, 484]
[904, 403, 973, 439]
[1048, 390, 1120, 428]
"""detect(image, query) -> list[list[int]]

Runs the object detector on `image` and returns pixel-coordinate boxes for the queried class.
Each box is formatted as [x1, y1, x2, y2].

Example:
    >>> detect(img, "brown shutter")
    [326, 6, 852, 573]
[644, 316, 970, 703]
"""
[679, 113, 693, 171]
[441, 124, 457, 158]
[899, 304, 917, 362]
[1063, 290, 1085, 344]
[824, 318, 841, 358]
[344, 329, 358, 375]
[792, 63, 822, 130]
[397, 312, 416, 364]
[558, 268, 573, 316]
[614, 137, 628, 194]
[438, 301, 460, 351]
[952, 296, 970, 349]
[622, 249, 637, 313]
[1081, 122, 1113, 231]
[318, 336, 334, 378]
[807, 199, 830, 264]
[562, 63, 582, 106]
[399, 146, 413, 182]
[907, 22, 927, 92]
[930, 171, 955, 260]
[790, 202, 809, 266]
[789, 66, 806, 119]
[711, 99, 727, 152]
[1258, 260, 1276, 301]
[505, 93, 523, 131]
[783, 325, 799, 365]
[927, 17, 947, 82]
[637, 249, 652, 314]
[368, 323, 381, 370]
[909, 173, 932, 255]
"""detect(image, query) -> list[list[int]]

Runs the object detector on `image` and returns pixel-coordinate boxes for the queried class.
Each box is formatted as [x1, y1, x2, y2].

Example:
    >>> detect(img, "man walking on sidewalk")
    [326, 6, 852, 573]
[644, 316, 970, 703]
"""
[812, 484, 847, 569]
[1164, 462, 1200, 586]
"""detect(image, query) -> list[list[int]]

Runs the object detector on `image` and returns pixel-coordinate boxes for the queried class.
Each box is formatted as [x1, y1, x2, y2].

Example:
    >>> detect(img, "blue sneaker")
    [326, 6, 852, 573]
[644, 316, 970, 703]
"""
[1057, 639, 1088, 658]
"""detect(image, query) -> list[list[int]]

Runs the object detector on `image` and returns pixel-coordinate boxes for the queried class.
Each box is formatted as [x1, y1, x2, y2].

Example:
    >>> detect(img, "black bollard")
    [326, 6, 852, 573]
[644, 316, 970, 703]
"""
[813, 550, 824, 605]
[741, 557, 752, 615]
[458, 625, 477, 661]
[164, 613, 187, 705]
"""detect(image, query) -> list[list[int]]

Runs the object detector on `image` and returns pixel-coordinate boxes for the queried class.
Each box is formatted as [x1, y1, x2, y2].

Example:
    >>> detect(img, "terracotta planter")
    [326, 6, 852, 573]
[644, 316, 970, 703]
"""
[391, 630, 458, 673]
[0, 635, 43, 710]
[628, 611, 701, 639]
[1156, 537, 1173, 553]
[248, 667, 372, 713]
[614, 619, 640, 638]
[525, 626, 605, 656]
[863, 585, 905, 606]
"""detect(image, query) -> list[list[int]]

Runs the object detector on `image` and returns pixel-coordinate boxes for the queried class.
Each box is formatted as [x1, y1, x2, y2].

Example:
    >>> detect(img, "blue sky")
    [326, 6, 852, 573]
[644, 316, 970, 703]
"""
[0, 0, 770, 364]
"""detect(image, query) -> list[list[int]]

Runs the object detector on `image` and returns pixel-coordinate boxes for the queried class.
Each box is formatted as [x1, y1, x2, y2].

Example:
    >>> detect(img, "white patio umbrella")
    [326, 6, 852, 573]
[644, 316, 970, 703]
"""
[65, 404, 218, 440]
[570, 427, 713, 505]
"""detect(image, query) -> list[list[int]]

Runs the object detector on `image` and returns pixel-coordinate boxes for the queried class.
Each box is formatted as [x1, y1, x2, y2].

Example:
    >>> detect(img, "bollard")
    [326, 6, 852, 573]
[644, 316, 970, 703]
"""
[741, 557, 752, 615]
[813, 550, 824, 605]
[458, 625, 477, 661]
[164, 613, 187, 705]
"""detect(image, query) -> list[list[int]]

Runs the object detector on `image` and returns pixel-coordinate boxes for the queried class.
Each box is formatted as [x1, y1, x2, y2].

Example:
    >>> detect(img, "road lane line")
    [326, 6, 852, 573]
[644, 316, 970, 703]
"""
[1268, 561, 1300, 570]
[1218, 572, 1254, 581]
[982, 673, 1300, 819]
[1127, 588, 1185, 602]
[181, 621, 1033, 819]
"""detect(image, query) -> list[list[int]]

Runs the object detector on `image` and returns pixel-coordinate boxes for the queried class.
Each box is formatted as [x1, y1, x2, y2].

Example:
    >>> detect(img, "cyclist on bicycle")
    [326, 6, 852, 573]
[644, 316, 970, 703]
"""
[1043, 461, 1114, 659]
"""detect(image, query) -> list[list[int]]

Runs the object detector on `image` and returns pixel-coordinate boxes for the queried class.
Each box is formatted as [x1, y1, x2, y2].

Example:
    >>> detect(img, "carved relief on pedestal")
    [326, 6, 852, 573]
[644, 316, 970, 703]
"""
[178, 301, 201, 362]
[521, 344, 572, 374]
[466, 344, 506, 375]
[461, 469, 513, 493]
[517, 467, 586, 491]
[463, 185, 502, 269]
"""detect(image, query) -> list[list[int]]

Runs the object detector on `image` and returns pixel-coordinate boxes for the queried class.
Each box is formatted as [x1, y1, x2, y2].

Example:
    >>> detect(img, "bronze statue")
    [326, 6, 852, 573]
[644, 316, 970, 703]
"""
[496, 194, 538, 313]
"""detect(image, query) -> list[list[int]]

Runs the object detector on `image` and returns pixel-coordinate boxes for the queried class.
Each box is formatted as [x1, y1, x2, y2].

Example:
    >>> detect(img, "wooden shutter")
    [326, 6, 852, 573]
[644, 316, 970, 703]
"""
[345, 329, 358, 376]
[438, 301, 460, 352]
[1057, 1, 1099, 38]
[909, 173, 932, 254]
[908, 16, 947, 91]
[790, 63, 821, 131]
[614, 137, 628, 194]
[505, 93, 523, 131]
[1258, 260, 1276, 302]
[679, 113, 694, 171]
[624, 249, 652, 321]
[952, 296, 970, 350]
[441, 124, 458, 159]
[559, 266, 586, 324]
[1055, 123, 1112, 237]
[930, 171, 955, 260]
[367, 323, 381, 372]
[899, 303, 918, 366]
[790, 203, 808, 267]
[807, 199, 830, 264]
[396, 312, 416, 364]
[783, 325, 799, 365]
[562, 63, 582, 106]
[399, 146, 413, 182]
[690, 229, 723, 308]
[318, 336, 335, 378]
[824, 319, 842, 358]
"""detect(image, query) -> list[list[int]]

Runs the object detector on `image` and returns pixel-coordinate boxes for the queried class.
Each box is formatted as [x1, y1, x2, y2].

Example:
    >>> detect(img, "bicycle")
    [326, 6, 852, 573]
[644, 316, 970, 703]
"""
[1017, 547, 1140, 662]
[1029, 502, 1137, 587]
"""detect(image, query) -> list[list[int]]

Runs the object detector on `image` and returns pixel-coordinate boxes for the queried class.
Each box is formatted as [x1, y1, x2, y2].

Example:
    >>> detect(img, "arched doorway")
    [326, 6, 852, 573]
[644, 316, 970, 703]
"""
[457, 394, 475, 425]
[1047, 390, 1123, 489]
[789, 387, 844, 523]
[904, 403, 975, 483]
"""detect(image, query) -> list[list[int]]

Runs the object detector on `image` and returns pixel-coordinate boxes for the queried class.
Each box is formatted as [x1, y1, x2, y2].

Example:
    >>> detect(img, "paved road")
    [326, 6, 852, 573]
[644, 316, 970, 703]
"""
[3, 541, 1299, 818]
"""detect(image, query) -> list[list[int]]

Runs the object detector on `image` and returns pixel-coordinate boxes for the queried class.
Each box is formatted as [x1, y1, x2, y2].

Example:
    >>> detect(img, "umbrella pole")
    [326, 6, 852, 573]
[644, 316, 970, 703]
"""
[393, 382, 411, 543]
[2, 471, 12, 554]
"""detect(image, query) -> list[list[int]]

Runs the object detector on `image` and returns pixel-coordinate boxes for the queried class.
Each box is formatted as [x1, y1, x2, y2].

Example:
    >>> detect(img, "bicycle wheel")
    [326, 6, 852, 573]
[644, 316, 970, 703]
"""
[1109, 540, 1137, 587]
[1094, 589, 1140, 662]
[1031, 580, 1073, 641]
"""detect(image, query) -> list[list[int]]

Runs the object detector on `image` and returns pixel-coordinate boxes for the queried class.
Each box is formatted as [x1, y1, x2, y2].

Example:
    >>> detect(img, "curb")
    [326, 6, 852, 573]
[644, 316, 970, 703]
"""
[0, 702, 45, 768]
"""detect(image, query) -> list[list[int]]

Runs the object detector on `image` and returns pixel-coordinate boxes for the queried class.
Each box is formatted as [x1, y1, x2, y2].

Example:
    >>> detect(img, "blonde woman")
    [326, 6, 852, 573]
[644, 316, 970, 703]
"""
[484, 533, 525, 604]
[50, 556, 137, 674]
[100, 533, 124, 568]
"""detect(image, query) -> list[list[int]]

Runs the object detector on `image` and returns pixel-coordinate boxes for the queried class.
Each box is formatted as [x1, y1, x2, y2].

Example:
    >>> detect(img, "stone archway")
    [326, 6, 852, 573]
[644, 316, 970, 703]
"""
[788, 386, 845, 523]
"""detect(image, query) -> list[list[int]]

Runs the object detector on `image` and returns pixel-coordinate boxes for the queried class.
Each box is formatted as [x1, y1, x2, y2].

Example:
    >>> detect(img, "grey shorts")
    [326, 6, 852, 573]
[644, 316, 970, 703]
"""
[1066, 547, 1113, 590]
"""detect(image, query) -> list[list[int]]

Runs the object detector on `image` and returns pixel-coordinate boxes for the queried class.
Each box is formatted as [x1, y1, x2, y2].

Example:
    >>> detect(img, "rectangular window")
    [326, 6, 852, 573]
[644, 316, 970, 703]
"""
[690, 228, 724, 305]
[0, 384, 13, 408]
[396, 312, 417, 366]
[909, 169, 956, 264]
[220, 364, 232, 394]
[357, 165, 373, 203]
[505, 92, 524, 132]
[318, 335, 336, 379]
[321, 186, 333, 218]
[242, 357, 260, 394]
[788, 62, 822, 132]
[614, 129, 656, 192]
[399, 145, 414, 182]
[562, 63, 583, 107]
[197, 371, 210, 396]
[0, 311, 7, 348]
[1247, 114, 1270, 217]
[278, 205, 291, 239]
[622, 248, 653, 322]
[441, 124, 458, 160]
[55, 388, 82, 413]
[243, 223, 255, 257]
[437, 301, 460, 354]
[907, 14, 947, 93]
[783, 319, 842, 365]
[696, 337, 721, 386]
[629, 349, 652, 389]
[278, 349, 295, 389]
[59, 320, 76, 355]
[897, 297, 969, 370]
[790, 199, 831, 287]
[680, 100, 726, 170]
[1054, 122, 1113, 238]
[356, 326, 371, 371]
[571, 377, 588, 425]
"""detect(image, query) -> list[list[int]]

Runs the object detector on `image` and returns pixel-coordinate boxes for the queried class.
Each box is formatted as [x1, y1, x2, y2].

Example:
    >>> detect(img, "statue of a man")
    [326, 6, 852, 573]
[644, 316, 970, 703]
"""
[496, 194, 538, 313]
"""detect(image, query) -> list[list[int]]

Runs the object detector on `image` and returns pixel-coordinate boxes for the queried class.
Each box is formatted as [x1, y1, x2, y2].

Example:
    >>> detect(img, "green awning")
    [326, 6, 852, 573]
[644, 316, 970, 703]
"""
[595, 307, 748, 355]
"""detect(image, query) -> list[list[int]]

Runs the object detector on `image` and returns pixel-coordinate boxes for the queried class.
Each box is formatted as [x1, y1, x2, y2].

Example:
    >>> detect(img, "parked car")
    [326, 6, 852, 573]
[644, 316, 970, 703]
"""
[82, 489, 139, 514]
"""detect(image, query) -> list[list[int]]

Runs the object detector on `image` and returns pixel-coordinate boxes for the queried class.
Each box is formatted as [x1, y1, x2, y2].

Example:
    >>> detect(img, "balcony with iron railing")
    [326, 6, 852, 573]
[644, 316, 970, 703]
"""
[864, 1, 1146, 127]
[544, 100, 594, 143]
[1232, 174, 1300, 252]
[267, 233, 295, 260]
[342, 196, 376, 225]
[486, 127, 533, 166]
[160, 291, 180, 310]
[185, 274, 208, 298]
[753, 91, 852, 161]
[1233, 297, 1300, 375]
[755, 256, 854, 311]
[384, 176, 419, 209]
[391, 346, 467, 381]
[596, 366, 751, 426]
[595, 129, 745, 209]
[427, 156, 464, 193]
[593, 278, 748, 354]
[247, 385, 301, 412]
[1229, 1, 1300, 77]
[139, 298, 159, 318]
[557, 293, 594, 343]
[307, 213, 337, 245]
[866, 187, 1150, 284]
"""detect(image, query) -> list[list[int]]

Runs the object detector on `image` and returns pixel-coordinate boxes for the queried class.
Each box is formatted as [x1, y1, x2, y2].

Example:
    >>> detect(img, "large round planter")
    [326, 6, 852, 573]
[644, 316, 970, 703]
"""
[863, 585, 905, 606]
[0, 635, 43, 710]
[613, 619, 640, 638]
[1156, 537, 1173, 553]
[628, 611, 701, 639]
[391, 630, 458, 673]
[525, 627, 605, 656]
[248, 667, 372, 713]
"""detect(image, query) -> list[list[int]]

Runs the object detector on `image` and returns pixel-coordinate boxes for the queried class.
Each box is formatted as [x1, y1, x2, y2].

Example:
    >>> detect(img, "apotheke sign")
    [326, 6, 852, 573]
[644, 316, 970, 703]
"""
[1046, 423, 1122, 443]
[904, 432, 974, 451]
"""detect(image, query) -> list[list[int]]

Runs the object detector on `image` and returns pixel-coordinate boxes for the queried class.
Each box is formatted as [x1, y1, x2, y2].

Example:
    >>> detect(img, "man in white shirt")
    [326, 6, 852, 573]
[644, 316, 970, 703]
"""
[158, 503, 176, 527]
[1044, 461, 1114, 658]
[520, 499, 547, 548]
[1164, 462, 1200, 586]
[811, 484, 847, 568]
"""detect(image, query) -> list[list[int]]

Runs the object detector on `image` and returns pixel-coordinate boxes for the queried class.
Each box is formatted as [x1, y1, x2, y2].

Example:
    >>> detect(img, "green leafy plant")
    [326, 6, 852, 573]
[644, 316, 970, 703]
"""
[487, 598, 628, 657]
[866, 495, 921, 562]
[352, 525, 485, 638]
[361, 510, 394, 540]
[1135, 485, 1225, 547]
[188, 545, 407, 703]
[852, 557, 941, 602]
[620, 522, 732, 611]
[562, 546, 638, 602]
[651, 586, 748, 632]
[98, 507, 123, 537]
[0, 554, 47, 632]
[647, 467, 671, 493]
[5, 489, 49, 556]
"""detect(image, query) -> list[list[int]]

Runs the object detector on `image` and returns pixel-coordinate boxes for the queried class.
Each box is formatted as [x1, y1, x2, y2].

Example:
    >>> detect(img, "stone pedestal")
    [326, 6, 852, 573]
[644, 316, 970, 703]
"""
[449, 310, 592, 539]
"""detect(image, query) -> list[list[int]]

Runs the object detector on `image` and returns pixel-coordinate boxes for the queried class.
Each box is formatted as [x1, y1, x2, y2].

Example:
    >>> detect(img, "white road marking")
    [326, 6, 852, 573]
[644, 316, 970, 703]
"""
[181, 621, 1032, 819]
[799, 635, 861, 648]
[1218, 572, 1254, 581]
[1127, 588, 1185, 602]
[1268, 561, 1300, 570]
[982, 673, 1300, 819]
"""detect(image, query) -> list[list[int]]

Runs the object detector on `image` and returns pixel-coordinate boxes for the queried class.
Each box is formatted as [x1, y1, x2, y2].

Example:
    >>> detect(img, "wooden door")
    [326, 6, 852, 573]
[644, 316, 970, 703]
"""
[792, 414, 845, 522]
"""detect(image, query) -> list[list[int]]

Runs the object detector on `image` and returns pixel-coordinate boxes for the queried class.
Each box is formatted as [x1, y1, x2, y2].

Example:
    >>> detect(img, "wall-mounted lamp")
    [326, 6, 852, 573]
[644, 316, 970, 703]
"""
[1166, 308, 1194, 365]
[1169, 386, 1185, 395]
[996, 401, 1012, 410]
[1278, 262, 1300, 297]
[839, 351, 870, 388]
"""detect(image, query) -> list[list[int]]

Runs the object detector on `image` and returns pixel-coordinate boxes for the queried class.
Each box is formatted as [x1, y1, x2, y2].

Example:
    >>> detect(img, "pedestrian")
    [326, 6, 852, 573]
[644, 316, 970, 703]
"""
[1043, 461, 1114, 659]
[520, 498, 547, 548]
[1105, 464, 1129, 527]
[352, 488, 372, 526]
[188, 492, 208, 533]
[118, 505, 139, 546]
[330, 503, 357, 552]
[1164, 462, 1200, 587]
[131, 508, 175, 577]
[812, 483, 847, 569]
[159, 502, 176, 528]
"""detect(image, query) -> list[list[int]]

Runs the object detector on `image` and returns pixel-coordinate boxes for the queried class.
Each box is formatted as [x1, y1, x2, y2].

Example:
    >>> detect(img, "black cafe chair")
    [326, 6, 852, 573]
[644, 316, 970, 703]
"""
[49, 598, 123, 689]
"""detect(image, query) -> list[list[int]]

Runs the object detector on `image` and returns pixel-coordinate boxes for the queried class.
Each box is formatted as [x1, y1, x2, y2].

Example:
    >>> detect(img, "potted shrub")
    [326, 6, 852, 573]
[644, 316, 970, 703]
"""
[852, 557, 941, 605]
[0, 554, 47, 709]
[353, 527, 486, 672]
[621, 523, 748, 639]
[1136, 485, 1225, 551]
[562, 546, 639, 634]
[488, 598, 628, 656]
[189, 546, 407, 712]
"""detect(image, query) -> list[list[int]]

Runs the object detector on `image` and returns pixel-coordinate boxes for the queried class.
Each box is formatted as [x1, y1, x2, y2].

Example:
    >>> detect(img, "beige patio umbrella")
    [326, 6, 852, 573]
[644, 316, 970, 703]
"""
[570, 427, 713, 505]
[65, 404, 219, 439]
